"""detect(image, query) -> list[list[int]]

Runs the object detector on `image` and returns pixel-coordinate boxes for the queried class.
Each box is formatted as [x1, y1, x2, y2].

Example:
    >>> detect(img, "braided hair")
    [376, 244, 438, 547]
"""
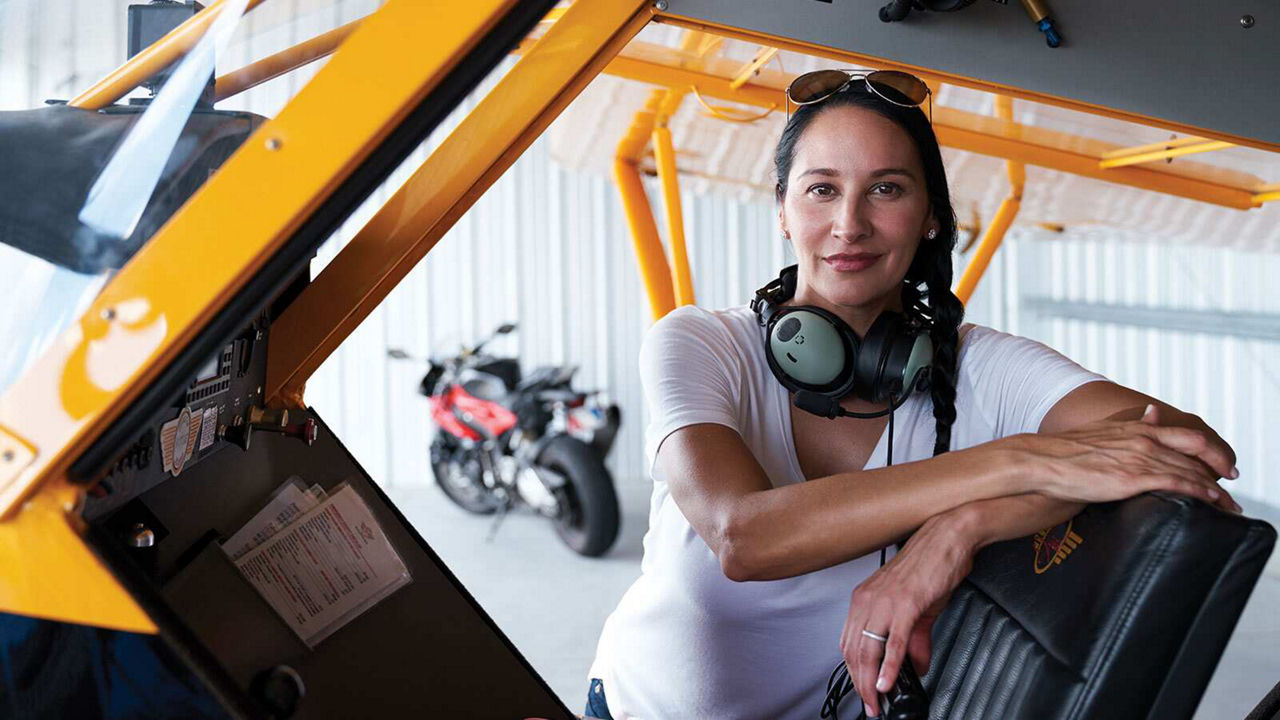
[773, 84, 963, 457]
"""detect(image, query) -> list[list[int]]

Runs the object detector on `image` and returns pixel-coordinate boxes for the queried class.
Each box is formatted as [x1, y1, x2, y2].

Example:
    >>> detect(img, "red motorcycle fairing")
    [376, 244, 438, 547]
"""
[429, 384, 517, 441]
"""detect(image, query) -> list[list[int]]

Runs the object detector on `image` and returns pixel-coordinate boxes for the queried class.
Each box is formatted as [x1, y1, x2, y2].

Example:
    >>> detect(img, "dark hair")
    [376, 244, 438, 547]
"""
[773, 86, 963, 456]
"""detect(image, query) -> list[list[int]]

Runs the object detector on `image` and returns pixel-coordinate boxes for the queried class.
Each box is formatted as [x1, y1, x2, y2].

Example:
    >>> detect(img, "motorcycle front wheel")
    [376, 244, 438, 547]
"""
[538, 435, 620, 557]
[431, 438, 502, 515]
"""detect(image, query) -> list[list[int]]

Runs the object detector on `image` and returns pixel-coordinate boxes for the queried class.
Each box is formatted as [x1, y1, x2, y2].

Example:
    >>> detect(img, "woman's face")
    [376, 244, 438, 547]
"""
[779, 105, 936, 317]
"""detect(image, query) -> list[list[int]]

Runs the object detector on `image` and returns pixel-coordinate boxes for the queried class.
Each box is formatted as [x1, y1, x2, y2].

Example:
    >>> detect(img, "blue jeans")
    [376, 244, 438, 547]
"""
[584, 678, 614, 720]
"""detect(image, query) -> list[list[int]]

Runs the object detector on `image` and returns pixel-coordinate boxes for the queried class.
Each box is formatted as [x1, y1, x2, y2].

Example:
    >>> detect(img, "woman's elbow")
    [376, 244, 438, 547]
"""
[716, 514, 762, 582]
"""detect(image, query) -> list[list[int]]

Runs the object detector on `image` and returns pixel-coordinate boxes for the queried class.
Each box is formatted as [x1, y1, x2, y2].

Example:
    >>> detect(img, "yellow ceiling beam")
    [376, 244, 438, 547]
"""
[1101, 135, 1220, 159]
[651, 13, 1280, 156]
[561, 40, 1266, 210]
[730, 46, 779, 90]
[1099, 140, 1234, 169]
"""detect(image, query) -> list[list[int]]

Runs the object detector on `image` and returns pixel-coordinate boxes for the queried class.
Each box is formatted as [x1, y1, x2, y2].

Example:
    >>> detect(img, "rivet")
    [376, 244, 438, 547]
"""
[129, 523, 156, 548]
[265, 137, 283, 151]
[101, 307, 116, 321]
[2, 450, 14, 462]
[1241, 14, 1255, 28]
[654, 0, 668, 10]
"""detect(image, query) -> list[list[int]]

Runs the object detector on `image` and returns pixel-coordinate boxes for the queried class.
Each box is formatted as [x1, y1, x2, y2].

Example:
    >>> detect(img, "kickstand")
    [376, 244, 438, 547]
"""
[486, 502, 508, 543]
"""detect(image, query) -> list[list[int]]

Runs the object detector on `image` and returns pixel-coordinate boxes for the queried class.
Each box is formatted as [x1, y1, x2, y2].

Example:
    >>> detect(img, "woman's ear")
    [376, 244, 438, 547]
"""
[923, 209, 939, 240]
[778, 206, 790, 240]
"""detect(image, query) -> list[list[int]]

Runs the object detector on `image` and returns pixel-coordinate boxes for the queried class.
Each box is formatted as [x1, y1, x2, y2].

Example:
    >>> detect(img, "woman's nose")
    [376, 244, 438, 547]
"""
[831, 197, 872, 241]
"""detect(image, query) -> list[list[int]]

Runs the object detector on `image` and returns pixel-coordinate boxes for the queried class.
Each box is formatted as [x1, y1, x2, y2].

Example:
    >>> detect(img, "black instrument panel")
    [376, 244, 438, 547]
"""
[83, 313, 270, 522]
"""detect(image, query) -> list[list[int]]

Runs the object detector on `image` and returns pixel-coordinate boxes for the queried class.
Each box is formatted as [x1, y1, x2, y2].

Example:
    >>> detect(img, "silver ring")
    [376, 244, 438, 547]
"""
[861, 629, 889, 643]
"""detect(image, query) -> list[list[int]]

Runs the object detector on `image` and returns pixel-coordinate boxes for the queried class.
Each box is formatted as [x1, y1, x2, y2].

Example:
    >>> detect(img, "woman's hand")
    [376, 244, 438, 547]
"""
[1005, 404, 1240, 514]
[840, 511, 977, 718]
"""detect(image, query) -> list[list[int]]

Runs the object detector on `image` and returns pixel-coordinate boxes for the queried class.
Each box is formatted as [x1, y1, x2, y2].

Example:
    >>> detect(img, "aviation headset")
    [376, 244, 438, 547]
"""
[750, 264, 935, 417]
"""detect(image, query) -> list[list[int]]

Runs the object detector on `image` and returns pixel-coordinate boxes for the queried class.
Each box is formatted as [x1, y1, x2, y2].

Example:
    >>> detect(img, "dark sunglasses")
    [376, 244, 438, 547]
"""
[785, 69, 932, 122]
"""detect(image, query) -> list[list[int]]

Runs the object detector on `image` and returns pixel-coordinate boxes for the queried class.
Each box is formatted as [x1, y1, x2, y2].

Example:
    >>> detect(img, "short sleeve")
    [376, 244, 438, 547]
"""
[639, 306, 744, 478]
[960, 326, 1109, 437]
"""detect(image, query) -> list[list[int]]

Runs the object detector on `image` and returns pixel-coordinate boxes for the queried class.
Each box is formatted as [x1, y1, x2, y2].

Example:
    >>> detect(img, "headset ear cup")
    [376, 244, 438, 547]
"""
[766, 309, 852, 391]
[853, 314, 896, 402]
[855, 313, 934, 403]
[902, 331, 934, 393]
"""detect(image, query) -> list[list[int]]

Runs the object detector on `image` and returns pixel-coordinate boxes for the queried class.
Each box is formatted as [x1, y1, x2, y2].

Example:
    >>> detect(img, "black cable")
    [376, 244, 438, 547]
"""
[823, 397, 897, 719]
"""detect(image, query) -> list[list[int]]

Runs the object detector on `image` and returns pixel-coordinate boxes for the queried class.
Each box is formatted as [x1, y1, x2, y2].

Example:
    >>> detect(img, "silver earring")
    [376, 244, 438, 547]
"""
[926, 228, 938, 240]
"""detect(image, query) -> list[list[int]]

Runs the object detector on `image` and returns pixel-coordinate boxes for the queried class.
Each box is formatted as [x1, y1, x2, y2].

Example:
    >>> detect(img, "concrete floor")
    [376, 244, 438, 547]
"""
[390, 481, 1280, 719]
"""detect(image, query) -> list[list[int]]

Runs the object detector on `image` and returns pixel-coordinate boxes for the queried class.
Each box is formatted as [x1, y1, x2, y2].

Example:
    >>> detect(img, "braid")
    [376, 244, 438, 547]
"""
[923, 247, 963, 457]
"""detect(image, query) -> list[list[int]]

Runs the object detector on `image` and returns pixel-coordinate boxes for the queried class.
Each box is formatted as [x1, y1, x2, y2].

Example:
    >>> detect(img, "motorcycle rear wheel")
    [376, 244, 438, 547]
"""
[538, 435, 620, 557]
[431, 439, 502, 515]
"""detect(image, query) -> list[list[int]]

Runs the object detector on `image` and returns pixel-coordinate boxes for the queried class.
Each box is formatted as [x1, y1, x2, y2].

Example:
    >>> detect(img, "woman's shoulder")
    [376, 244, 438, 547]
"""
[954, 323, 1094, 381]
[955, 322, 1021, 356]
[644, 304, 758, 350]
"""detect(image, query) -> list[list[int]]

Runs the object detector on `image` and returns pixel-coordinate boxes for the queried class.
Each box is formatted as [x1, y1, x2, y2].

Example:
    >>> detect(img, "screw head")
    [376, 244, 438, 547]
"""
[2, 450, 14, 462]
[1241, 14, 1255, 28]
[265, 137, 283, 151]
[100, 307, 116, 321]
[129, 523, 156, 548]
[654, 0, 668, 10]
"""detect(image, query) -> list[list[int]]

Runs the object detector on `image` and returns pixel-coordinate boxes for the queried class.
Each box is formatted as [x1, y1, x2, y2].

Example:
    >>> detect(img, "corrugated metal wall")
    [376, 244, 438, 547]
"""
[3, 1, 1275, 504]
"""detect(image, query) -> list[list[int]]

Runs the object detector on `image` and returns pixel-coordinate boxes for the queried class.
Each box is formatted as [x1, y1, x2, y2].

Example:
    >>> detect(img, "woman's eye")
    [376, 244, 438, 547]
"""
[807, 184, 836, 197]
[871, 182, 902, 196]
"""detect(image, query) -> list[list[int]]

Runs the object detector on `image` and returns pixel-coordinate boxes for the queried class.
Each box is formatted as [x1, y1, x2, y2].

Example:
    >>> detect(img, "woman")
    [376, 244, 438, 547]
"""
[585, 71, 1239, 720]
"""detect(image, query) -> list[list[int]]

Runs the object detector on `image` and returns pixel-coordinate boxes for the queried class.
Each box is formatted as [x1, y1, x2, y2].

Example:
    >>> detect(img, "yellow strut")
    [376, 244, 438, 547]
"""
[1099, 140, 1234, 169]
[955, 96, 1024, 305]
[614, 30, 713, 321]
[214, 18, 362, 102]
[69, 0, 268, 110]
[653, 125, 695, 306]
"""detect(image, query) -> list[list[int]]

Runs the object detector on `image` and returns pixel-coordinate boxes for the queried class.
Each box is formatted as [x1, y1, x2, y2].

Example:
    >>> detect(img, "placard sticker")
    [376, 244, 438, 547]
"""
[159, 408, 202, 477]
[233, 484, 412, 647]
[199, 407, 218, 451]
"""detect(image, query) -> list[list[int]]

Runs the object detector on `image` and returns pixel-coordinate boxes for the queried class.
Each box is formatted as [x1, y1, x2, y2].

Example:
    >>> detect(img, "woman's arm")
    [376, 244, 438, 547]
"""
[661, 401, 1232, 581]
[660, 424, 1026, 581]
[938, 384, 1242, 553]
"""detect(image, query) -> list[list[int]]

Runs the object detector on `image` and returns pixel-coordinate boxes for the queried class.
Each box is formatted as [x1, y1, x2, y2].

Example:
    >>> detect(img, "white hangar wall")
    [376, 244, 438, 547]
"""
[2, 0, 1276, 505]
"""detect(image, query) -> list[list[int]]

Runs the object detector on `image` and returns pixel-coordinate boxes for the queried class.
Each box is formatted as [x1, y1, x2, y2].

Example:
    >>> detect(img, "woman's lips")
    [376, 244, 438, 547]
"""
[823, 253, 881, 271]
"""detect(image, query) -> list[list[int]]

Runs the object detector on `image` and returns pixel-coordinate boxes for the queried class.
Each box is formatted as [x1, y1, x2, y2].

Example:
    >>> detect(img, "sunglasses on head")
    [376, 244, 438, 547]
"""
[785, 69, 932, 122]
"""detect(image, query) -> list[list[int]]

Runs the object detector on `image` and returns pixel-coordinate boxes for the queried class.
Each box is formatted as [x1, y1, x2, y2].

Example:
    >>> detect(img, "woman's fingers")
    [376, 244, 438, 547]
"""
[1137, 472, 1223, 506]
[1212, 483, 1243, 514]
[875, 610, 918, 700]
[1140, 423, 1236, 479]
[854, 626, 886, 717]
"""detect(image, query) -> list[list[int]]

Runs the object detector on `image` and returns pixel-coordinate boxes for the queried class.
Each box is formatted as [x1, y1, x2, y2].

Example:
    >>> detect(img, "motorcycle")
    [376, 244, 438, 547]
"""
[388, 323, 621, 557]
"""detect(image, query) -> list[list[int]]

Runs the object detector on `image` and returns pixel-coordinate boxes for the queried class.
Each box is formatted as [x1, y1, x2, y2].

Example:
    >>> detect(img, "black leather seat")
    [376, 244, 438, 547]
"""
[923, 493, 1276, 719]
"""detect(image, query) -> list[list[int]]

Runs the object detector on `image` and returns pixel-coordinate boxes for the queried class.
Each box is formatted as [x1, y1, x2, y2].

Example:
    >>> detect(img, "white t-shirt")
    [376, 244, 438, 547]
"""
[589, 304, 1108, 720]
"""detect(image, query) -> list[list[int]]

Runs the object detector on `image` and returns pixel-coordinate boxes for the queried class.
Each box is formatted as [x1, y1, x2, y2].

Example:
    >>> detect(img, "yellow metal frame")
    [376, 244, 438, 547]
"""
[539, 28, 1275, 311]
[264, 0, 654, 407]
[69, 0, 270, 110]
[551, 39, 1271, 210]
[214, 18, 363, 102]
[955, 97, 1023, 304]
[0, 0, 534, 631]
[652, 12, 1280, 156]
